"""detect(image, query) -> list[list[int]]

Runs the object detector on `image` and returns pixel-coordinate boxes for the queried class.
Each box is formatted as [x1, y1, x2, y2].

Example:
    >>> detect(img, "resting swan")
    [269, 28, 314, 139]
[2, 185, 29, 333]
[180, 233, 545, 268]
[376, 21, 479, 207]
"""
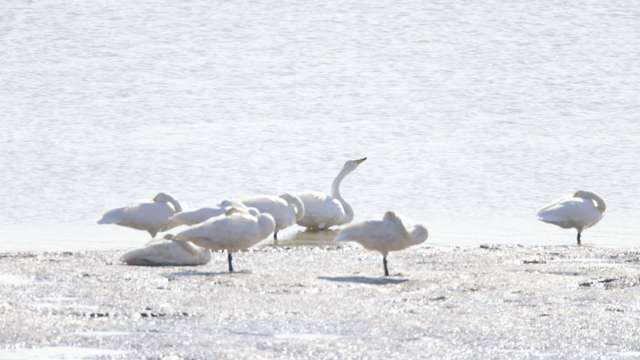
[120, 239, 211, 266]
[336, 211, 428, 276]
[537, 190, 606, 245]
[166, 207, 275, 273]
[97, 192, 182, 238]
[295, 158, 366, 230]
[241, 193, 304, 241]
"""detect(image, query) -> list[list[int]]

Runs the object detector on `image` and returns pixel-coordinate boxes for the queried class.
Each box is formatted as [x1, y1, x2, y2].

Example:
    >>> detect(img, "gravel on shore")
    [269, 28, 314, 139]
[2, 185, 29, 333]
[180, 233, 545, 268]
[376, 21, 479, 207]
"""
[1, 243, 640, 359]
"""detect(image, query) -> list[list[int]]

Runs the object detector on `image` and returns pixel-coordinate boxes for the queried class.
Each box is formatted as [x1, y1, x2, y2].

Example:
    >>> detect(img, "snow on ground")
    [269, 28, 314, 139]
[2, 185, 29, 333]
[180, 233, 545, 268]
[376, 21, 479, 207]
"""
[0, 244, 639, 359]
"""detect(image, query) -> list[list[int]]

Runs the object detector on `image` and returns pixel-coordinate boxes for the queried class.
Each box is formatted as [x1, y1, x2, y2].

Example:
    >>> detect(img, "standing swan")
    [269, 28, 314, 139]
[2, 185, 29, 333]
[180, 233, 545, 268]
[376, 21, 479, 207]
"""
[336, 211, 428, 276]
[295, 157, 366, 230]
[241, 193, 305, 241]
[97, 192, 182, 238]
[537, 190, 606, 245]
[167, 207, 275, 273]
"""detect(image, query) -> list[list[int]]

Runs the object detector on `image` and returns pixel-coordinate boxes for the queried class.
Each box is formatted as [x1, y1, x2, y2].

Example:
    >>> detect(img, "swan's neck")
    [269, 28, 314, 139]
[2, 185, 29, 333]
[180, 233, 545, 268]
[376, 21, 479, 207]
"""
[164, 194, 182, 213]
[581, 191, 606, 213]
[280, 193, 305, 221]
[331, 168, 354, 224]
[175, 240, 200, 256]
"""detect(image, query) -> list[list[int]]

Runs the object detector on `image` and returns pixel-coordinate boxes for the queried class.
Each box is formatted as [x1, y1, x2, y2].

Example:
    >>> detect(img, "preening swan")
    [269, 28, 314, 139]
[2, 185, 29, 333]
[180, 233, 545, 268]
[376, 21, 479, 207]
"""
[295, 157, 366, 230]
[120, 239, 211, 266]
[166, 207, 275, 273]
[164, 200, 246, 230]
[241, 193, 304, 241]
[97, 192, 182, 238]
[537, 190, 606, 245]
[336, 211, 428, 276]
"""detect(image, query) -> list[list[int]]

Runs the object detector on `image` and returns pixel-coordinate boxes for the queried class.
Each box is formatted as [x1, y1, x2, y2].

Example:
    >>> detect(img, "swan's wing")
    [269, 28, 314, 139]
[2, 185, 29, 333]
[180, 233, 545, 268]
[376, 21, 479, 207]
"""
[174, 214, 260, 250]
[242, 196, 293, 230]
[120, 203, 175, 229]
[382, 211, 411, 240]
[167, 207, 225, 228]
[121, 240, 210, 266]
[295, 191, 344, 228]
[336, 220, 394, 246]
[98, 202, 173, 232]
[537, 198, 601, 229]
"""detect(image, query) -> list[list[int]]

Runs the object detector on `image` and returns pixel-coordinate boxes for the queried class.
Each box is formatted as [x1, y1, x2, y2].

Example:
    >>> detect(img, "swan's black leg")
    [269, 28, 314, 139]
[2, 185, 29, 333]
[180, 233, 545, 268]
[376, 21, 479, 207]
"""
[383, 256, 389, 277]
[227, 251, 234, 273]
[577, 232, 582, 246]
[273, 231, 278, 245]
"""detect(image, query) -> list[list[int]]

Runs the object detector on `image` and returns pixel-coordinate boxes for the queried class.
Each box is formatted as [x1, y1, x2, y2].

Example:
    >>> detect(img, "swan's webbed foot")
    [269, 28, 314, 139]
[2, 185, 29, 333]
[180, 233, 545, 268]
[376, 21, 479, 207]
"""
[227, 251, 234, 273]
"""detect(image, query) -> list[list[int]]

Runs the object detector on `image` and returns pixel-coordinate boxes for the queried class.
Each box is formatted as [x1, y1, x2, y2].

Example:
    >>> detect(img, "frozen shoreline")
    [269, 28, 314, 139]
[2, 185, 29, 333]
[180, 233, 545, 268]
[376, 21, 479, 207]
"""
[1, 244, 640, 359]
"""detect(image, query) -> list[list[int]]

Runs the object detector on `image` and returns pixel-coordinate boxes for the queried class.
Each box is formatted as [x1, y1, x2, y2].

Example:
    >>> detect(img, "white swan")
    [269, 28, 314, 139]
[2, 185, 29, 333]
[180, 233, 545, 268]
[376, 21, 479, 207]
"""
[166, 207, 275, 272]
[241, 193, 304, 241]
[537, 190, 606, 245]
[120, 239, 211, 266]
[336, 211, 428, 276]
[295, 157, 366, 230]
[164, 200, 246, 230]
[97, 192, 182, 238]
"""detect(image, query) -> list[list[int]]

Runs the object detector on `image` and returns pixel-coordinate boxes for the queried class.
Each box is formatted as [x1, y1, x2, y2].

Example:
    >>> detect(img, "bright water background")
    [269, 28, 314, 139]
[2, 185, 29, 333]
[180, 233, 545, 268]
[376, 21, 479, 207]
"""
[1, 0, 639, 250]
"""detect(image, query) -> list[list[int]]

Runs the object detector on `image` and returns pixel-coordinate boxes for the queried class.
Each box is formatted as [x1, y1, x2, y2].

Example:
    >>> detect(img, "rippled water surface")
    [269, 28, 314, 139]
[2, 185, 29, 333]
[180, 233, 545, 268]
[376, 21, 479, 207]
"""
[1, 0, 639, 250]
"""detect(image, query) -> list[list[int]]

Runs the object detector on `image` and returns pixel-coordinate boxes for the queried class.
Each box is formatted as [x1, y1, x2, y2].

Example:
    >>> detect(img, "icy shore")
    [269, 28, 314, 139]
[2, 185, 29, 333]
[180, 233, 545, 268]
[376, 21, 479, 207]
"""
[1, 244, 639, 359]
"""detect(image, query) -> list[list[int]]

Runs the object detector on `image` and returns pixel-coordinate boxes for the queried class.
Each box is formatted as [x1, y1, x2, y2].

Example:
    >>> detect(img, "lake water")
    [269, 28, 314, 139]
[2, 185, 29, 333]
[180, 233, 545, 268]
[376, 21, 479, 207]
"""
[1, 0, 639, 250]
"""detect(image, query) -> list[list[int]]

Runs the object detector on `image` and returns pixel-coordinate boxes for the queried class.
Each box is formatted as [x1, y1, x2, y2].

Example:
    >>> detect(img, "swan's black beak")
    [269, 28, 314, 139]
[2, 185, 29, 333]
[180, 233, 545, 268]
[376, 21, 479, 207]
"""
[355, 157, 367, 164]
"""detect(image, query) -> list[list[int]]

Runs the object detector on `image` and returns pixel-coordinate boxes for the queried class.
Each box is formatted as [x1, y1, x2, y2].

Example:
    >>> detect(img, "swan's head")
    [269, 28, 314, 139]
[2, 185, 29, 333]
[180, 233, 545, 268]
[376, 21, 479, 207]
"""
[224, 205, 260, 217]
[218, 199, 245, 209]
[342, 157, 367, 172]
[153, 192, 172, 203]
[410, 225, 429, 244]
[574, 190, 586, 198]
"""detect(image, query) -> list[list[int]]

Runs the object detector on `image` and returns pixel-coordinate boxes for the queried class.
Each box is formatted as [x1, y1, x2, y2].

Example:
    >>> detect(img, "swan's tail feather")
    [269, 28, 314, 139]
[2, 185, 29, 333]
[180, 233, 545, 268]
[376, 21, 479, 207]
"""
[97, 208, 124, 225]
[335, 226, 359, 242]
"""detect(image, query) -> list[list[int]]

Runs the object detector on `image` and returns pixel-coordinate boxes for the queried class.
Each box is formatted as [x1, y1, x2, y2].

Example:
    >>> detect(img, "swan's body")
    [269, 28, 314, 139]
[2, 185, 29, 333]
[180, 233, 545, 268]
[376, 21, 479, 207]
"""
[537, 190, 606, 245]
[168, 207, 275, 272]
[241, 193, 304, 241]
[121, 239, 211, 266]
[296, 158, 366, 230]
[97, 192, 182, 238]
[336, 211, 428, 276]
[164, 200, 246, 230]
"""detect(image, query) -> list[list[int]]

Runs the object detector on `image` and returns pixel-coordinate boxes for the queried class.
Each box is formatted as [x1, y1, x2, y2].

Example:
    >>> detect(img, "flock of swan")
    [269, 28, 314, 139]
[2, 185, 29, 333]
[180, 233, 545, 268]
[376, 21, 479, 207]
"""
[98, 157, 607, 276]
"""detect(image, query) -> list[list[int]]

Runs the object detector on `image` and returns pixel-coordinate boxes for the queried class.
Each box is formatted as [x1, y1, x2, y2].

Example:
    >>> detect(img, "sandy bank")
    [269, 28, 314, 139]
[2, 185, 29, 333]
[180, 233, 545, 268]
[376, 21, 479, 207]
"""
[0, 244, 639, 359]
